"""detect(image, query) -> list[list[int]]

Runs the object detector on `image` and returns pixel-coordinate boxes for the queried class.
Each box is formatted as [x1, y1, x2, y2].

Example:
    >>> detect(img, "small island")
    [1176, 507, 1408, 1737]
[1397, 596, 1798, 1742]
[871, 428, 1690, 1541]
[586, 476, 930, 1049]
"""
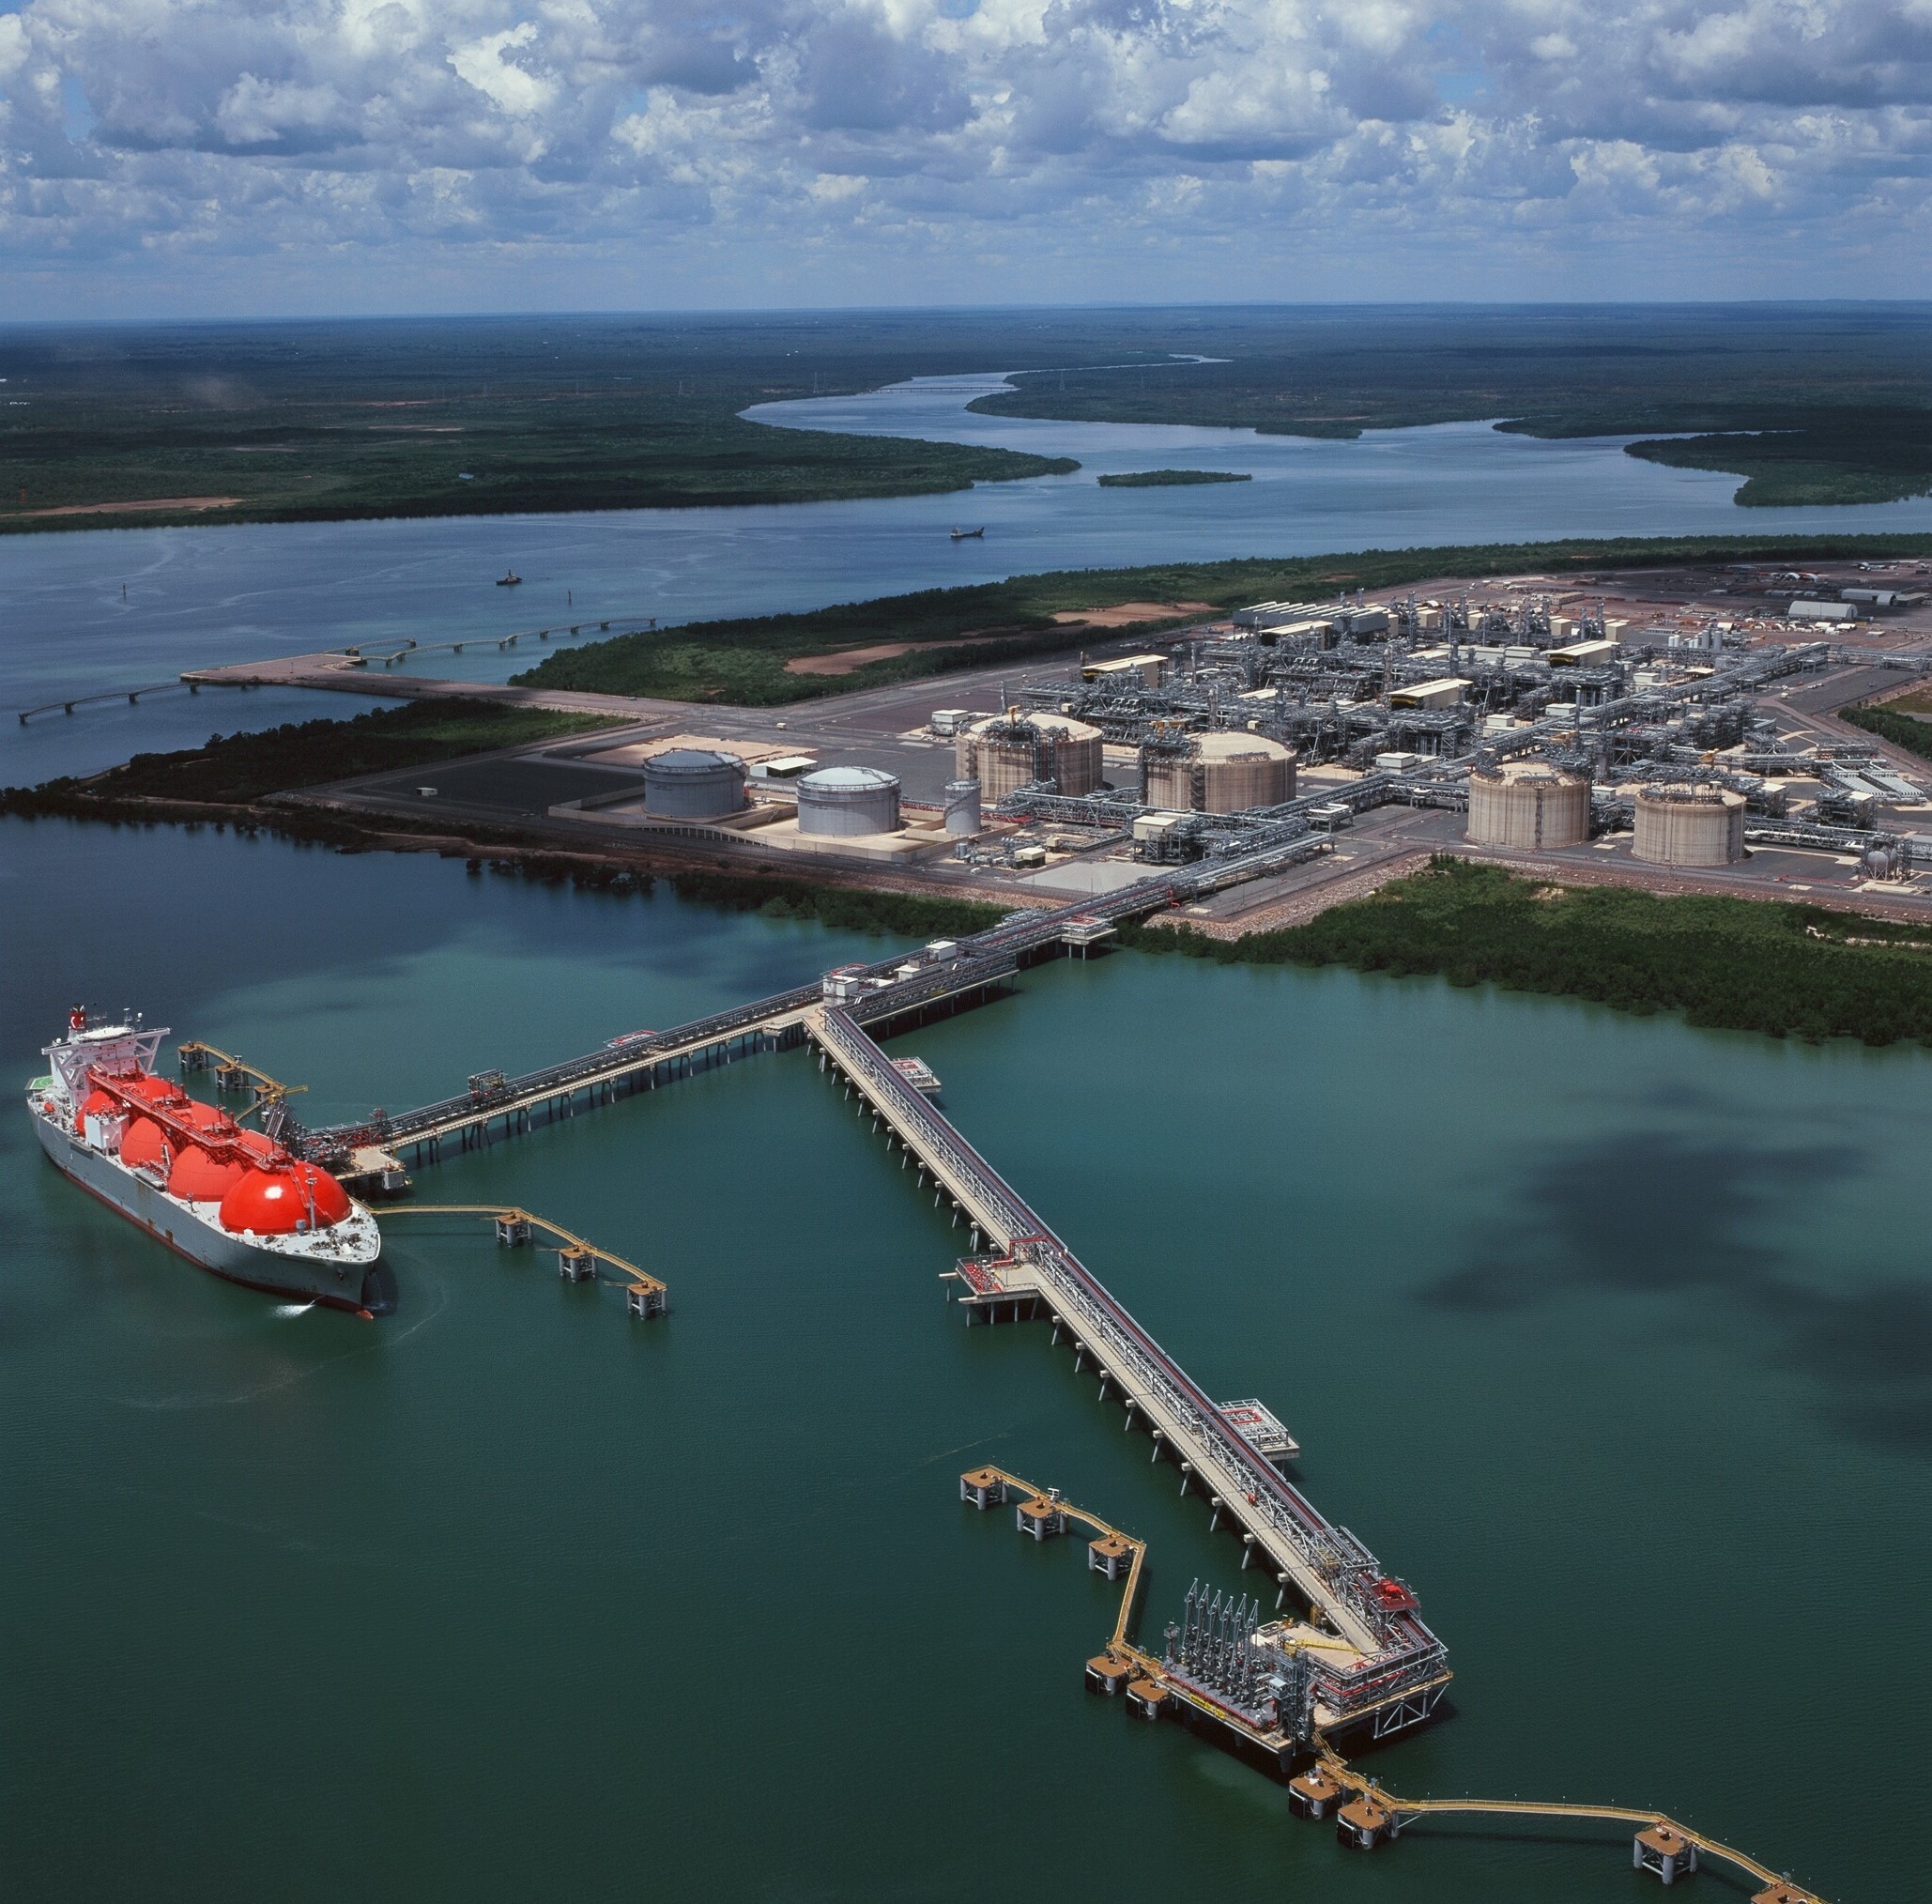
[1096, 468, 1252, 488]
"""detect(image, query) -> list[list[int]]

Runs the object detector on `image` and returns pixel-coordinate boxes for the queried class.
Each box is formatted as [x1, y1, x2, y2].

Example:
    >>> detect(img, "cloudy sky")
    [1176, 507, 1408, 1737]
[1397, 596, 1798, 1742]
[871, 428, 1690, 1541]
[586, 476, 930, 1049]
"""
[0, 0, 1927, 316]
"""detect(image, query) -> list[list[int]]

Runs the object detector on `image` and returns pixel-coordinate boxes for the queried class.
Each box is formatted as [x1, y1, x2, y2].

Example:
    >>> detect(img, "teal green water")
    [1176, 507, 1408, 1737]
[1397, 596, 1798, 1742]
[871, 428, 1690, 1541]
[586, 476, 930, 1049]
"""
[3, 817, 1925, 1902]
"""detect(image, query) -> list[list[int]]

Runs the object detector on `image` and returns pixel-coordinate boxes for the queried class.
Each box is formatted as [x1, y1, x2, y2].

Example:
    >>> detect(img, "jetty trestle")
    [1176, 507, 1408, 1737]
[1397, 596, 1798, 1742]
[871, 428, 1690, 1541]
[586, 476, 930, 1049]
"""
[811, 1001, 1448, 1743]
[379, 1203, 666, 1315]
[176, 1039, 307, 1117]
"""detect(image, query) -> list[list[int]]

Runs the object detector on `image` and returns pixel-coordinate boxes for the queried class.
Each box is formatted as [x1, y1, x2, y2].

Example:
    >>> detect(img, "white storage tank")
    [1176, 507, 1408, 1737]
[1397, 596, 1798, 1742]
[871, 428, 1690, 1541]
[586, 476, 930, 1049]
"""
[943, 779, 982, 837]
[1633, 782, 1746, 866]
[1466, 760, 1590, 850]
[643, 747, 746, 820]
[956, 712, 1104, 799]
[796, 765, 901, 837]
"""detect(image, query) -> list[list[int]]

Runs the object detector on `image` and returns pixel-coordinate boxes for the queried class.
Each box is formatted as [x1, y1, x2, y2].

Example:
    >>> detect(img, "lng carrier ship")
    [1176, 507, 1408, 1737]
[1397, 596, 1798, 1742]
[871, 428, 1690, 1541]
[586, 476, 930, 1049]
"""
[29, 1008, 391, 1315]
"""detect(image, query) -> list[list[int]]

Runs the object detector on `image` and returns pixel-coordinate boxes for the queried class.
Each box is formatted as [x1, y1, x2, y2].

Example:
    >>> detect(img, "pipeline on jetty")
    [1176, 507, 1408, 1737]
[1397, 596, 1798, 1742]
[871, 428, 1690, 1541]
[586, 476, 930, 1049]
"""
[818, 1004, 1449, 1751]
[965, 1464, 1827, 1904]
[291, 875, 1196, 1174]
[176, 1038, 305, 1110]
[380, 1204, 665, 1313]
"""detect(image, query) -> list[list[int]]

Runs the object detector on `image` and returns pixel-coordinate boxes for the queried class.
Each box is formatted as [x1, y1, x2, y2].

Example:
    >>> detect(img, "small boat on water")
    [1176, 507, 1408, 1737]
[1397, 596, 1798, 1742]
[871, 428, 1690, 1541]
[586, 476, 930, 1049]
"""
[496, 570, 522, 587]
[949, 527, 984, 541]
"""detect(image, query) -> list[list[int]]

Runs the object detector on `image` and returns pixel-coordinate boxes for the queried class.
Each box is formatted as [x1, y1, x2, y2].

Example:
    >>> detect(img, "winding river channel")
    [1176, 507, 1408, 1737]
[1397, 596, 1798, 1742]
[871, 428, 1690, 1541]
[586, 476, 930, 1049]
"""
[2, 380, 1927, 1903]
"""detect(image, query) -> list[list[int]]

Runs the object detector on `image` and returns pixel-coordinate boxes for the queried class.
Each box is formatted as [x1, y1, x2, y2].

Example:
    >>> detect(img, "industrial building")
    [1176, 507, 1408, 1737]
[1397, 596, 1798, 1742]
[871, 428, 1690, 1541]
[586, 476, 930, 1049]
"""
[1633, 783, 1747, 867]
[797, 765, 901, 837]
[1143, 732, 1296, 814]
[961, 584, 1926, 883]
[1466, 761, 1590, 850]
[956, 711, 1105, 800]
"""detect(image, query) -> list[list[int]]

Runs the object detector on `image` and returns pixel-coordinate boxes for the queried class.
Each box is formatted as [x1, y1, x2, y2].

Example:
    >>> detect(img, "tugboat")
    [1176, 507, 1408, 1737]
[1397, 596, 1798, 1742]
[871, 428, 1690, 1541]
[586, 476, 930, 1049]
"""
[949, 527, 985, 541]
[27, 1007, 391, 1315]
[496, 569, 522, 586]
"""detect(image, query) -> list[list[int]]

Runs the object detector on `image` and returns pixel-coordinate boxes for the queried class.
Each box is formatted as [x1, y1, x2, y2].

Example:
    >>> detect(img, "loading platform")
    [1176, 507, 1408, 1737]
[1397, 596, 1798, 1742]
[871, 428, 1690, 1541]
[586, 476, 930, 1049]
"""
[969, 1460, 1826, 1904]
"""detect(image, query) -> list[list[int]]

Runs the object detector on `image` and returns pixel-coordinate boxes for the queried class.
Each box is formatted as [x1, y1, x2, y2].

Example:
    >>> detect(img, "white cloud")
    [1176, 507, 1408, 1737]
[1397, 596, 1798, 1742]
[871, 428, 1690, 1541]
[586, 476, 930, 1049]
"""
[448, 23, 556, 117]
[0, 0, 1927, 307]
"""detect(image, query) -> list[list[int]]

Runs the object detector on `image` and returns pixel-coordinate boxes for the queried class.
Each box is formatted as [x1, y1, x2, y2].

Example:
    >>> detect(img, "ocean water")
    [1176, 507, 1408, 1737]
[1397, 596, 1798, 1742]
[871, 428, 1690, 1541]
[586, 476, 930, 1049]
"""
[9, 372, 1932, 784]
[3, 815, 1924, 1902]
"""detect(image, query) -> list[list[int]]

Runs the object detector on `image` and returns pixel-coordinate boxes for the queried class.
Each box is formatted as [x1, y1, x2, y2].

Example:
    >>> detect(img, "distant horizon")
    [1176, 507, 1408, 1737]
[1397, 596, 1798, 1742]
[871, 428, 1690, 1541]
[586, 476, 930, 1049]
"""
[3, 297, 1931, 333]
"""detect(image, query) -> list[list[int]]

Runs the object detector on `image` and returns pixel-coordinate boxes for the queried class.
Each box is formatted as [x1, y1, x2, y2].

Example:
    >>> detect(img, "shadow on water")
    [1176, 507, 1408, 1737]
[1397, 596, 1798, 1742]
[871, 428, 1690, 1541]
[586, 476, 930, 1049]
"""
[1423, 1128, 1932, 1456]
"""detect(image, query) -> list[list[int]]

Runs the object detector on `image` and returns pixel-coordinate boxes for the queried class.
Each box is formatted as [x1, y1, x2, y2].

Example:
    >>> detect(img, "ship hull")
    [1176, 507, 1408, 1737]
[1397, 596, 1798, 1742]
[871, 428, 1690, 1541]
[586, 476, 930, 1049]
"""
[34, 1115, 393, 1316]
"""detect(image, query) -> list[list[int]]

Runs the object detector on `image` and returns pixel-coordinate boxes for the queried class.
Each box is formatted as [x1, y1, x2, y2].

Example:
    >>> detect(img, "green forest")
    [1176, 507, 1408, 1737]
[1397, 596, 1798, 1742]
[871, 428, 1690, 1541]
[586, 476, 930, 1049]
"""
[0, 315, 1083, 531]
[1, 700, 615, 811]
[1123, 857, 1932, 1047]
[967, 305, 1932, 510]
[1096, 469, 1251, 487]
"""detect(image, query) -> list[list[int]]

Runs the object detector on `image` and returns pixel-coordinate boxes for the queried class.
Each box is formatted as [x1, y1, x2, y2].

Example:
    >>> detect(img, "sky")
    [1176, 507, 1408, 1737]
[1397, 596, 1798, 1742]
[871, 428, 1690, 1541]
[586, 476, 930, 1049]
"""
[0, 0, 1928, 318]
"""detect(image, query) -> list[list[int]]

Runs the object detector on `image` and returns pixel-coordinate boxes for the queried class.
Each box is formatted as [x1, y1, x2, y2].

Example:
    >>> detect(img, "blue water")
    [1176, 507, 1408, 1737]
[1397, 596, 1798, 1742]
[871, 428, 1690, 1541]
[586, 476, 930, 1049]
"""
[2, 817, 1924, 1903]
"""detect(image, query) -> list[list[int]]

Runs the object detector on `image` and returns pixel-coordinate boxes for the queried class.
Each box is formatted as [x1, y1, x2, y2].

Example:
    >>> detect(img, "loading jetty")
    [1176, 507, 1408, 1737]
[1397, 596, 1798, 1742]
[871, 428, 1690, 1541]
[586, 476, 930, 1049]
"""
[972, 1460, 1827, 1904]
[281, 868, 1828, 1900]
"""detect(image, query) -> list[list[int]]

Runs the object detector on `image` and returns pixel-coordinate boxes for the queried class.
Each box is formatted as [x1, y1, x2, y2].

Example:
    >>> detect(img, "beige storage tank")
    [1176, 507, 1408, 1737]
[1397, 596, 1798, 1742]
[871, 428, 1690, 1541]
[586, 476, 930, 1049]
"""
[1633, 782, 1746, 866]
[1143, 732, 1296, 814]
[1465, 760, 1590, 850]
[956, 712, 1104, 799]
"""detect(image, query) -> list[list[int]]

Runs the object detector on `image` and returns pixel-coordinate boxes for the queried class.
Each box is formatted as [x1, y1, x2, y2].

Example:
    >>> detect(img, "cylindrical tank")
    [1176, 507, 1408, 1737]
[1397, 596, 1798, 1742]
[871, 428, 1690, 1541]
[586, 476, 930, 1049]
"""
[796, 765, 901, 837]
[642, 748, 746, 819]
[943, 779, 982, 837]
[956, 712, 1103, 799]
[1633, 782, 1746, 866]
[1466, 760, 1591, 850]
[1144, 732, 1296, 814]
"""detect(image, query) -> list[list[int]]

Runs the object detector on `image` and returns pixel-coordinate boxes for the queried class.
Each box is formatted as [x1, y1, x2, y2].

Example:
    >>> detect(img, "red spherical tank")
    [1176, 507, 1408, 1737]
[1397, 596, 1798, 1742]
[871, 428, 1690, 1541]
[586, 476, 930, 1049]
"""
[178, 1100, 232, 1136]
[126, 1074, 185, 1107]
[118, 1116, 169, 1172]
[168, 1146, 247, 1203]
[75, 1087, 117, 1135]
[219, 1163, 352, 1236]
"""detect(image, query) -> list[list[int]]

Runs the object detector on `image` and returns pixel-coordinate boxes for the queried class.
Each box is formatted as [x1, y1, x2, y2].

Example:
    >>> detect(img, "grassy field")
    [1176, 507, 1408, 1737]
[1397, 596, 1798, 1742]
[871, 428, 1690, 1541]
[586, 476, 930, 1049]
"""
[0, 700, 618, 810]
[1096, 468, 1251, 487]
[0, 315, 1083, 531]
[513, 530, 1932, 705]
[1122, 857, 1932, 1046]
[965, 305, 1932, 509]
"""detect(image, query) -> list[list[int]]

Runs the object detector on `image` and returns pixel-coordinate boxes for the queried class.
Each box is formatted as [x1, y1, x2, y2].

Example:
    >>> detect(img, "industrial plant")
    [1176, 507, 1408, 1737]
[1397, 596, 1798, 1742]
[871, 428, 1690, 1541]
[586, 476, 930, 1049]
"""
[193, 560, 1932, 920]
[937, 586, 1932, 883]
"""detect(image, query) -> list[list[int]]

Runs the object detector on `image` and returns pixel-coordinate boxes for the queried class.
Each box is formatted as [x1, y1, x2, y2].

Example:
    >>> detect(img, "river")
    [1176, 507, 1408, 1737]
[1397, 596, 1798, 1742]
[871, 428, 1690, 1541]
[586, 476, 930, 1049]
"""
[8, 371, 1932, 782]
[1, 817, 1924, 1902]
